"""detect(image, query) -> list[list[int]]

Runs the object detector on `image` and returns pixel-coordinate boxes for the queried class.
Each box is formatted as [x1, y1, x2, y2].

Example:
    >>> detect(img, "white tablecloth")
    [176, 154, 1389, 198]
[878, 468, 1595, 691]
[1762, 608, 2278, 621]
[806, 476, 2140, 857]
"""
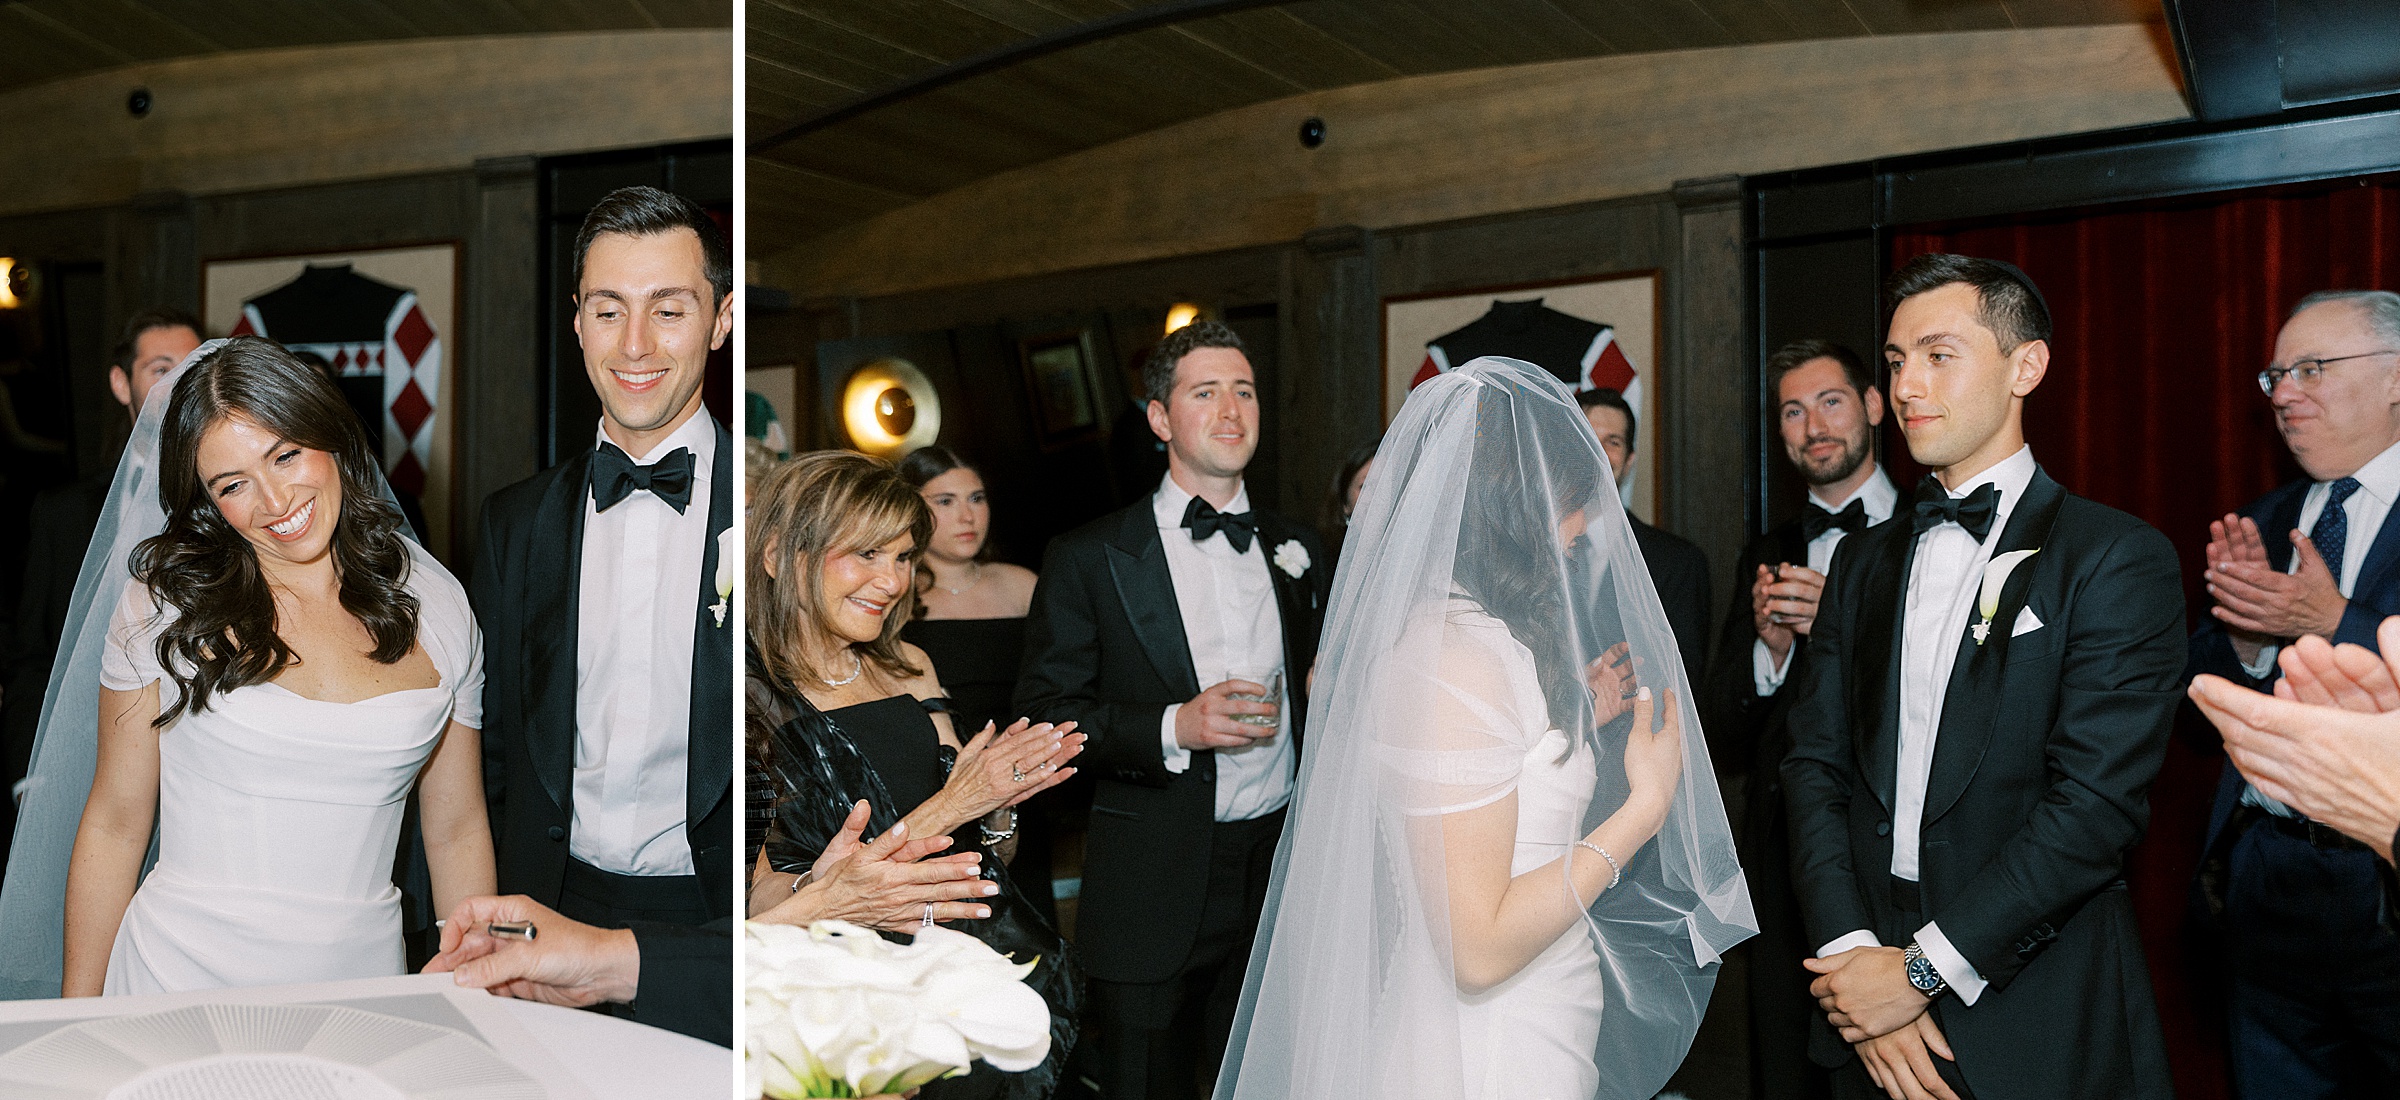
[0, 972, 730, 1099]
[497, 994, 730, 1100]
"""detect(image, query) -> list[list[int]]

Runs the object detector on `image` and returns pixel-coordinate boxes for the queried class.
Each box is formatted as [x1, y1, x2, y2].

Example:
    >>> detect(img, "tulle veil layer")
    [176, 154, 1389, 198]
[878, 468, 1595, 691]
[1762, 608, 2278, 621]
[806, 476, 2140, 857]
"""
[1213, 356, 1755, 1100]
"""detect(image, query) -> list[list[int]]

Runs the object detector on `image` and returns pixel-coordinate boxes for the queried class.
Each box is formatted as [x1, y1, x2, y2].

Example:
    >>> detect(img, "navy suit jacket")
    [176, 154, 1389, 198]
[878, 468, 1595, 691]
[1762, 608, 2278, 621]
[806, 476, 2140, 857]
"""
[2189, 476, 2400, 853]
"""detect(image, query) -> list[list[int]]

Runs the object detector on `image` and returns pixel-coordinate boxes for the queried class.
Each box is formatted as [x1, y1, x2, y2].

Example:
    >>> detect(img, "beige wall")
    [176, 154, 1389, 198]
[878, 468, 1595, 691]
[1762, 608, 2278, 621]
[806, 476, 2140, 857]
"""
[765, 24, 2188, 300]
[0, 30, 731, 218]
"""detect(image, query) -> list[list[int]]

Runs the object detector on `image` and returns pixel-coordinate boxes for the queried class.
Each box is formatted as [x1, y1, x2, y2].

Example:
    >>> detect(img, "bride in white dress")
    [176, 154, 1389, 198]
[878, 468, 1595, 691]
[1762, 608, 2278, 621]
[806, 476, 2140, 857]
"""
[36, 337, 492, 996]
[1214, 357, 1756, 1100]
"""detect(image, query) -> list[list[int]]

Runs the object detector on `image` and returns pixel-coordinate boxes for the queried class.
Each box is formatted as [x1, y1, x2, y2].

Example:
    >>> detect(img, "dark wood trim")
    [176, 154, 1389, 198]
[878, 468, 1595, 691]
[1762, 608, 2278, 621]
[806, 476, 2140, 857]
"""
[749, 0, 1304, 156]
[2163, 0, 2285, 123]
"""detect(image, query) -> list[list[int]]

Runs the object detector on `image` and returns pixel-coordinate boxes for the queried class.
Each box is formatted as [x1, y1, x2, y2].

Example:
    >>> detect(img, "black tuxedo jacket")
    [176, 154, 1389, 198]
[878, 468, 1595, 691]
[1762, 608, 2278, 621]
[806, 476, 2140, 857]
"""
[2186, 475, 2400, 923]
[1704, 519, 1817, 780]
[1016, 499, 1330, 984]
[1782, 469, 2183, 1100]
[471, 423, 736, 931]
[1627, 516, 1713, 681]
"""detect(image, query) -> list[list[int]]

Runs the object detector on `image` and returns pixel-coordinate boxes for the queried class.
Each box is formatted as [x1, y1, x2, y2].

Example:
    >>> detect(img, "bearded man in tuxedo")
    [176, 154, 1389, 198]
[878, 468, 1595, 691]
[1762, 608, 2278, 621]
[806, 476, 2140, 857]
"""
[1784, 254, 2183, 1100]
[472, 186, 735, 1043]
[1706, 337, 1894, 1100]
[1018, 320, 1331, 1100]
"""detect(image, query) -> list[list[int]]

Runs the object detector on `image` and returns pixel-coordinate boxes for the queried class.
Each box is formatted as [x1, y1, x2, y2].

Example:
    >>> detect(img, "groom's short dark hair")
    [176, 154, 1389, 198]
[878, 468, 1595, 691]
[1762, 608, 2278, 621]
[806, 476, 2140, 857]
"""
[574, 185, 732, 306]
[1886, 253, 2052, 351]
[1143, 320, 1245, 407]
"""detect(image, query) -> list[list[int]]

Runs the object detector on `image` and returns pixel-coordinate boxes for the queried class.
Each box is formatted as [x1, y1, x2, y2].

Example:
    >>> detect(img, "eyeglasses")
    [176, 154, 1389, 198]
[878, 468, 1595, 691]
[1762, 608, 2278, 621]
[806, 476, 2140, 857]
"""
[2259, 350, 2400, 395]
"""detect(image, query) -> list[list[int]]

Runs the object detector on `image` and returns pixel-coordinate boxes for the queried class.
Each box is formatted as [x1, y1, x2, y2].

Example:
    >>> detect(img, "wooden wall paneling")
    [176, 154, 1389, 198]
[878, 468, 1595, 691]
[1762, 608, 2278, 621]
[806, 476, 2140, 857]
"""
[949, 316, 1116, 567]
[1287, 227, 1378, 538]
[1668, 174, 1750, 604]
[0, 31, 733, 220]
[852, 245, 1287, 340]
[463, 155, 541, 572]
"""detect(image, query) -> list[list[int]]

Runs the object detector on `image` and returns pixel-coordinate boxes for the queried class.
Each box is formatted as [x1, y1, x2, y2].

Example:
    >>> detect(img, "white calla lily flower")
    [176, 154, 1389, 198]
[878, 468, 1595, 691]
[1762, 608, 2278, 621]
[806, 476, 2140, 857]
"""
[746, 920, 1053, 1098]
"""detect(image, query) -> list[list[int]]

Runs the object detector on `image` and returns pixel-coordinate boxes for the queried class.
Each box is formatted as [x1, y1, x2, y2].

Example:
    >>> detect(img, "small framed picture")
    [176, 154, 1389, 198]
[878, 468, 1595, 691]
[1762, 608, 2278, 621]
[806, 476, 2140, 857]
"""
[1019, 330, 1101, 449]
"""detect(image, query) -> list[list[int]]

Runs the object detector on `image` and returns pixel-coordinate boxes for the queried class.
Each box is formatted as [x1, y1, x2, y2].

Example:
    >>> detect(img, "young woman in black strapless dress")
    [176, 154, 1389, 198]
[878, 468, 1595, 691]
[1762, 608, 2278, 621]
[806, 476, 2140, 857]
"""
[744, 452, 1085, 1100]
[895, 446, 1069, 924]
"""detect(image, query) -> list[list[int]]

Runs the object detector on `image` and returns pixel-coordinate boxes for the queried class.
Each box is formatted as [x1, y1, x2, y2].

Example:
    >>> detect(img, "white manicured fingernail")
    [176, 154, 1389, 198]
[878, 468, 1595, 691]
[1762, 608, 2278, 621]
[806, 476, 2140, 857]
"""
[1636, 686, 1652, 701]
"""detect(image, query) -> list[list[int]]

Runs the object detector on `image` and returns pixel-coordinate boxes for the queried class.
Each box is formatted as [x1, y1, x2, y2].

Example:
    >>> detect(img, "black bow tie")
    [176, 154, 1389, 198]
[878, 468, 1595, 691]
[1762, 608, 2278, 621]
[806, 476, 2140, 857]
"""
[590, 443, 695, 514]
[1911, 476, 2001, 541]
[1802, 499, 1870, 543]
[1181, 495, 1258, 553]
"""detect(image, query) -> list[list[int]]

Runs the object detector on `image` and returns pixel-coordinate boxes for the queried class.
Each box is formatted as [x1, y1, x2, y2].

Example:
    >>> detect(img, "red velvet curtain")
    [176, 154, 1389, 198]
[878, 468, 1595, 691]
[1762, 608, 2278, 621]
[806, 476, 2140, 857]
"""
[1887, 174, 2400, 1100]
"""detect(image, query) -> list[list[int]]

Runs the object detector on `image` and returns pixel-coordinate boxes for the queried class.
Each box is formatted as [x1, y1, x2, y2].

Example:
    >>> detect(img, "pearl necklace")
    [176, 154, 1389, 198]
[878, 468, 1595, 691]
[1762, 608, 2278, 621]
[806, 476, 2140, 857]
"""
[822, 649, 864, 687]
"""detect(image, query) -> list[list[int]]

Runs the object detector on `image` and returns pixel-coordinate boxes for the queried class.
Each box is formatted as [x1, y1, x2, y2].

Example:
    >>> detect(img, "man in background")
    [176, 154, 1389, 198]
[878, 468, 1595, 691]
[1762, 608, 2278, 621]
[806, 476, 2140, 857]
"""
[2, 309, 200, 882]
[1704, 338, 1894, 1100]
[1578, 387, 1711, 677]
[2188, 289, 2400, 1097]
[1020, 320, 1330, 1100]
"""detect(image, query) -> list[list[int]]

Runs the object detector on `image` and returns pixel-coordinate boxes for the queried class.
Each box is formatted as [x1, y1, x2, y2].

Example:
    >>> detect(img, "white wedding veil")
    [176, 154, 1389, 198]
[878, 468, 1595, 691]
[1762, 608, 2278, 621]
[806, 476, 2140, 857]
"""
[1214, 357, 1754, 1099]
[0, 338, 415, 998]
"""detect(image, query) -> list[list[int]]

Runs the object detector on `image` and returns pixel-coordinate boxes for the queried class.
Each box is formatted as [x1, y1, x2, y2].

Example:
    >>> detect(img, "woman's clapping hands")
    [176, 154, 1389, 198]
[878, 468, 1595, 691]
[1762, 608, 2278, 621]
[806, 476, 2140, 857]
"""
[938, 717, 1084, 822]
[755, 801, 1001, 931]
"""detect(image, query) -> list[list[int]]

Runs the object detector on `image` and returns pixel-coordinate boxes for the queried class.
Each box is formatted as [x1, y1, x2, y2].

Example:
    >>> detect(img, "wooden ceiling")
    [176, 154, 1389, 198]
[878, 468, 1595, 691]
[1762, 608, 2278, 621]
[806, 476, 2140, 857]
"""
[0, 0, 731, 93]
[751, 0, 2162, 260]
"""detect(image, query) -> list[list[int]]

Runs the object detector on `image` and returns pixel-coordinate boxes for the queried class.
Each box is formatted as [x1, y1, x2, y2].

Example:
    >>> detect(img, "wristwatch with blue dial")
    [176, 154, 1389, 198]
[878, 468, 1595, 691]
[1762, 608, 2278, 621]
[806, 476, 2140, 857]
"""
[1902, 941, 1948, 999]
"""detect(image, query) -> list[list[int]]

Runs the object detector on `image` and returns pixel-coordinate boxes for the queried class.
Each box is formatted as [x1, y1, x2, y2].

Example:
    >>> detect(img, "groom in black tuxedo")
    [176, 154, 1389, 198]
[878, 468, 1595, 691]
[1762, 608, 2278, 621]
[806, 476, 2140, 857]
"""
[1019, 320, 1330, 1100]
[1784, 254, 2183, 1100]
[472, 186, 735, 1041]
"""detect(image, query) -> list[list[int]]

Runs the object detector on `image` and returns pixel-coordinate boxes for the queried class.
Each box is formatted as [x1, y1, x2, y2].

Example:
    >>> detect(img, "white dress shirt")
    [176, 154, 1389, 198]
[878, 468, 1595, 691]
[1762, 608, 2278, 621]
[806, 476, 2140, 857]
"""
[570, 411, 714, 877]
[1152, 475, 1297, 822]
[2238, 436, 2400, 813]
[1754, 468, 1899, 694]
[1815, 446, 2037, 1006]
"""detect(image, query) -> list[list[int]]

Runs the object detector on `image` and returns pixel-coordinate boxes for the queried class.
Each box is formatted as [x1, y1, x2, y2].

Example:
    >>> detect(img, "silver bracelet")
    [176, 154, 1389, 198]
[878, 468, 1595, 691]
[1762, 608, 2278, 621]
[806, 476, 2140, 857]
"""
[1576, 841, 1622, 891]
[979, 807, 1018, 847]
[789, 866, 815, 896]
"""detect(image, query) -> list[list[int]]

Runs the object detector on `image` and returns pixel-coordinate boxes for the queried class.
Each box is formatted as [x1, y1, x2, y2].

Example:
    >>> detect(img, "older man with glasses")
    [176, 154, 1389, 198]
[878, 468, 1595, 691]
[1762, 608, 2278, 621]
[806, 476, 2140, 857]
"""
[2189, 288, 2400, 1099]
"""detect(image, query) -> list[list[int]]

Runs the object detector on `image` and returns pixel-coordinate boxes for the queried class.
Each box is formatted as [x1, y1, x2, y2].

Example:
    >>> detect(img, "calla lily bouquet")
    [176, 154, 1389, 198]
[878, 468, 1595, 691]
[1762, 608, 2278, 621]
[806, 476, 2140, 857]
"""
[746, 920, 1051, 1099]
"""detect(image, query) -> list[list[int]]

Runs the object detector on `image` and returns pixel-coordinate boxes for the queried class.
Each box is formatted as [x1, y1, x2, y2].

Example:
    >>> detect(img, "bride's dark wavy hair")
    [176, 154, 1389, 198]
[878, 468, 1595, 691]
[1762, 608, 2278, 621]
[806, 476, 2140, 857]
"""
[133, 337, 418, 726]
[1453, 381, 1603, 736]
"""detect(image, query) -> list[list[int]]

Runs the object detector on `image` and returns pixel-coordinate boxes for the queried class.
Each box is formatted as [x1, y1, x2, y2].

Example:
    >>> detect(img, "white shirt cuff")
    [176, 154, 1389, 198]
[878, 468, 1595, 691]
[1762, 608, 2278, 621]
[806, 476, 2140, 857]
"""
[1816, 929, 1880, 958]
[1160, 704, 1191, 774]
[1913, 920, 1988, 1006]
[1752, 638, 1793, 697]
[2240, 642, 2281, 681]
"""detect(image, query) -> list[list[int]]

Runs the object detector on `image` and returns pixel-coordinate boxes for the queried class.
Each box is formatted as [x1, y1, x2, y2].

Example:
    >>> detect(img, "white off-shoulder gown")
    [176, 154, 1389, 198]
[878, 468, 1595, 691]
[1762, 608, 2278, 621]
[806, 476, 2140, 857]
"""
[98, 541, 483, 995]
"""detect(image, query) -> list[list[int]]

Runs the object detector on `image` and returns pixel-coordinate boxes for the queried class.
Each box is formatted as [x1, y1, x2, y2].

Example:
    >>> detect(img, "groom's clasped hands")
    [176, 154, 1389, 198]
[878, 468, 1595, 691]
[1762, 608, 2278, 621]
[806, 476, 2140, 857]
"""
[1804, 947, 1960, 1100]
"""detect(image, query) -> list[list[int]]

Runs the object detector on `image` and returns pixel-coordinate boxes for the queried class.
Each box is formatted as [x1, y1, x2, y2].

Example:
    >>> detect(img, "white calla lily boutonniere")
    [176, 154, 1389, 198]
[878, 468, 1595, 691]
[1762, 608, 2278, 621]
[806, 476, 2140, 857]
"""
[1273, 539, 1310, 579]
[713, 527, 735, 627]
[1971, 549, 2040, 645]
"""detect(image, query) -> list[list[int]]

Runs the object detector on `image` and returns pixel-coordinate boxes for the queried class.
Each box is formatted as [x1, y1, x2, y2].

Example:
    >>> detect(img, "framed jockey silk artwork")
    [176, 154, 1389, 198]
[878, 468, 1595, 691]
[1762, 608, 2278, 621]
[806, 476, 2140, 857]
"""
[202, 243, 461, 561]
[1382, 271, 1661, 522]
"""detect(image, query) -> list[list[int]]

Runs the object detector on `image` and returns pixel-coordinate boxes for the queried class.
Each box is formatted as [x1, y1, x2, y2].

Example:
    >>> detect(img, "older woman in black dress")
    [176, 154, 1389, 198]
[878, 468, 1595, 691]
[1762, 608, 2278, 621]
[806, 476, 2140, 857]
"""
[745, 450, 1083, 1100]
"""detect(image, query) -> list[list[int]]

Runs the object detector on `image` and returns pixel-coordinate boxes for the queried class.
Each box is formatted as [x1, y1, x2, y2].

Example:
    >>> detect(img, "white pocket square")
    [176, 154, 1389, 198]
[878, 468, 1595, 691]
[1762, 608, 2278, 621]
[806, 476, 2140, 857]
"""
[2012, 606, 2044, 637]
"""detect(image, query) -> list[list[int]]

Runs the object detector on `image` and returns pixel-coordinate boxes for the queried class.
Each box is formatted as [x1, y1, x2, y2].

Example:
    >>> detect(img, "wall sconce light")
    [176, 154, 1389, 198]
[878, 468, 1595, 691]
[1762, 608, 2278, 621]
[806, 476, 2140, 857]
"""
[1164, 303, 1201, 335]
[0, 259, 20, 310]
[841, 356, 941, 457]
